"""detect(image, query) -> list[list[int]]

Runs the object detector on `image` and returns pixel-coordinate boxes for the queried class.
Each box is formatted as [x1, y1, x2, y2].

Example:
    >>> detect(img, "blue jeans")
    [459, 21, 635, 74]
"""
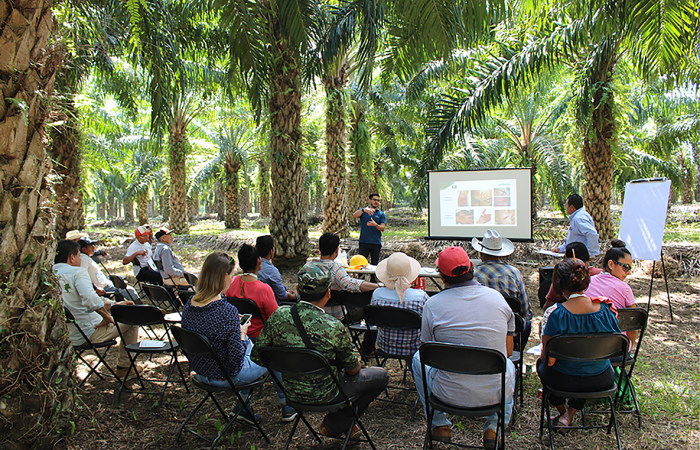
[412, 351, 514, 432]
[195, 340, 285, 404]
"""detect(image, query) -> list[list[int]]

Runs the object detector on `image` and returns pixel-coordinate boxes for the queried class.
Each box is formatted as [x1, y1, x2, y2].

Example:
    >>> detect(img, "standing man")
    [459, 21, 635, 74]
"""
[552, 194, 600, 257]
[412, 246, 515, 447]
[353, 193, 386, 265]
[256, 235, 297, 304]
[122, 225, 162, 284]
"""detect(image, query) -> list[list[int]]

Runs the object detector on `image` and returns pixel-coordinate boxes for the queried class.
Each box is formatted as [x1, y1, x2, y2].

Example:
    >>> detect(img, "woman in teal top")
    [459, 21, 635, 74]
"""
[538, 258, 620, 427]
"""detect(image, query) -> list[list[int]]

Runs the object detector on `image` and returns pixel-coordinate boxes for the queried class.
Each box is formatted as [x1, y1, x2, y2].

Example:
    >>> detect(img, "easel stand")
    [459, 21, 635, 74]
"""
[646, 250, 673, 321]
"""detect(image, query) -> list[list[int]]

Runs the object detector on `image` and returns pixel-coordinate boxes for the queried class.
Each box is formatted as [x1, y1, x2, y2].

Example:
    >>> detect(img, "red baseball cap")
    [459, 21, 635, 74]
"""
[135, 225, 152, 237]
[435, 246, 473, 277]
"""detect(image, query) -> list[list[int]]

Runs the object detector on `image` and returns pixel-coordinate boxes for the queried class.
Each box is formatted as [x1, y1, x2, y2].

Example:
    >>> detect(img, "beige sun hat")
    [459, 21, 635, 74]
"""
[65, 230, 88, 241]
[375, 252, 421, 302]
[471, 230, 514, 257]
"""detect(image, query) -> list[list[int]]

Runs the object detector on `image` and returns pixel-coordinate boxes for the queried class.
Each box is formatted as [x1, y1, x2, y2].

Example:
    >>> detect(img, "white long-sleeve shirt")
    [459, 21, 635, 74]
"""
[53, 263, 108, 344]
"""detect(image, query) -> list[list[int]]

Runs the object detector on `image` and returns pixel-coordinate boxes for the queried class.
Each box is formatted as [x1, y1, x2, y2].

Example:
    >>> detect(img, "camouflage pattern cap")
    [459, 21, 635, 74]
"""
[297, 261, 332, 295]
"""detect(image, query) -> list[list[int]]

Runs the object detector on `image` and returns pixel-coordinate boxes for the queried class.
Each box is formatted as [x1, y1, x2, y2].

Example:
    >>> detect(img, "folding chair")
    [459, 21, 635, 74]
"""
[538, 334, 629, 450]
[538, 266, 554, 308]
[183, 272, 198, 289]
[110, 304, 189, 405]
[170, 326, 269, 448]
[339, 291, 375, 362]
[108, 274, 142, 303]
[419, 343, 507, 449]
[224, 297, 264, 321]
[143, 283, 182, 312]
[613, 308, 648, 428]
[64, 307, 120, 386]
[256, 346, 377, 450]
[364, 305, 421, 382]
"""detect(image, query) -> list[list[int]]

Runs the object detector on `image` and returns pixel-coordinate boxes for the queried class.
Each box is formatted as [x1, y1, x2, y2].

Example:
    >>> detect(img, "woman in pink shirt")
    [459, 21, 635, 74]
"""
[226, 244, 278, 338]
[585, 240, 636, 310]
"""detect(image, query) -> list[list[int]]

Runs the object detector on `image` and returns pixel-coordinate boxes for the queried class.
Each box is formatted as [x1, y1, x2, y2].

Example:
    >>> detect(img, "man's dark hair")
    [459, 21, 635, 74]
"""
[567, 194, 583, 210]
[441, 266, 474, 285]
[565, 241, 590, 261]
[238, 244, 259, 272]
[55, 239, 80, 264]
[298, 290, 328, 303]
[319, 232, 340, 256]
[256, 235, 274, 258]
[368, 193, 380, 200]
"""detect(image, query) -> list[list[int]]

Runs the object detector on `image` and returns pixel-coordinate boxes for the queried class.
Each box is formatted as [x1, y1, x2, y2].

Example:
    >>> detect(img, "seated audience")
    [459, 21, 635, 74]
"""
[585, 239, 636, 310]
[153, 228, 190, 287]
[472, 230, 532, 349]
[543, 241, 602, 310]
[538, 258, 621, 427]
[413, 246, 515, 448]
[256, 235, 297, 303]
[181, 252, 293, 422]
[78, 237, 139, 302]
[225, 244, 278, 339]
[252, 261, 388, 438]
[122, 225, 162, 284]
[370, 252, 428, 357]
[54, 240, 139, 379]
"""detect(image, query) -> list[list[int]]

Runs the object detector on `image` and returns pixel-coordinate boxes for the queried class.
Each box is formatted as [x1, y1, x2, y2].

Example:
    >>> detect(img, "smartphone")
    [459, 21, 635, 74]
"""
[240, 314, 252, 326]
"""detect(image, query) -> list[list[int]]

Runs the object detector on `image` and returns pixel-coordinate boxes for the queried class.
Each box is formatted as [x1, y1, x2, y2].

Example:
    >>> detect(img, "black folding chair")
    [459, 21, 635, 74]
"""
[538, 266, 554, 308]
[143, 283, 182, 312]
[364, 305, 421, 382]
[108, 274, 142, 303]
[224, 297, 264, 321]
[256, 346, 376, 450]
[614, 308, 648, 428]
[183, 272, 198, 289]
[170, 326, 269, 448]
[110, 304, 189, 405]
[338, 291, 375, 361]
[538, 334, 629, 450]
[64, 307, 121, 386]
[419, 343, 507, 449]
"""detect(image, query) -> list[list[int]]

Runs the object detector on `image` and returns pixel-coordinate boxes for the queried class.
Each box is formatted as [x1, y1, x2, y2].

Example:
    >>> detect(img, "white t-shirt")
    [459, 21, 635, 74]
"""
[79, 253, 112, 289]
[125, 240, 157, 276]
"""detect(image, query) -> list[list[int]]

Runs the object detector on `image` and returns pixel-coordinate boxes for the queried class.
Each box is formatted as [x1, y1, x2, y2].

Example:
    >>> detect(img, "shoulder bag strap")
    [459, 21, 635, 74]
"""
[290, 304, 316, 350]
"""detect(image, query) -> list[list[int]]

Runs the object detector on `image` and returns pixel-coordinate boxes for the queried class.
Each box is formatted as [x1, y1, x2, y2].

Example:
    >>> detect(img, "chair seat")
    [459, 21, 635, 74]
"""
[545, 383, 617, 399]
[74, 339, 117, 351]
[348, 323, 377, 331]
[429, 393, 501, 417]
[125, 342, 179, 353]
[611, 353, 635, 366]
[509, 351, 521, 362]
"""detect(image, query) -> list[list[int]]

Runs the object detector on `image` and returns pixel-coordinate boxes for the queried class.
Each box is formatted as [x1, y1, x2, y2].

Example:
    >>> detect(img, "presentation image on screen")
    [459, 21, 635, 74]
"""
[428, 168, 533, 240]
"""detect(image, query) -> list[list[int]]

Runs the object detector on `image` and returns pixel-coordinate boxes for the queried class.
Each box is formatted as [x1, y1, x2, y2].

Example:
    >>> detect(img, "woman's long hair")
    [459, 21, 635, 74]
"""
[191, 252, 235, 303]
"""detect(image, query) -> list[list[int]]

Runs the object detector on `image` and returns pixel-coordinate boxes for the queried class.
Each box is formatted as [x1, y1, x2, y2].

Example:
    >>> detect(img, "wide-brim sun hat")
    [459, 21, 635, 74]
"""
[65, 230, 88, 240]
[471, 229, 514, 257]
[375, 252, 421, 288]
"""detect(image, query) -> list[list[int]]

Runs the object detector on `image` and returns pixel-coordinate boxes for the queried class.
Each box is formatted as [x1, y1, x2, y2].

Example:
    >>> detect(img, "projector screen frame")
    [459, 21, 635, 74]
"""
[425, 167, 534, 242]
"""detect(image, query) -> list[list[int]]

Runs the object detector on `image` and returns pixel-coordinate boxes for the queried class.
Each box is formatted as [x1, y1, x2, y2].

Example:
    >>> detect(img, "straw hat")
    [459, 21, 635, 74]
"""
[65, 230, 88, 241]
[471, 230, 514, 257]
[375, 253, 421, 302]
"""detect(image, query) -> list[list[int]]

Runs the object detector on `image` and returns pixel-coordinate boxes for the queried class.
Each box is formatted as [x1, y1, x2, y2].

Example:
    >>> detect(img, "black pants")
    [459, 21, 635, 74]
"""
[136, 267, 163, 285]
[537, 360, 615, 410]
[358, 243, 381, 265]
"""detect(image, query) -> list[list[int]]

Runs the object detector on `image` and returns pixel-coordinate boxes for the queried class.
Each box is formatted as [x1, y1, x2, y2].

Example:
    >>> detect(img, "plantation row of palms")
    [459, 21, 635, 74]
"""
[1, 0, 700, 446]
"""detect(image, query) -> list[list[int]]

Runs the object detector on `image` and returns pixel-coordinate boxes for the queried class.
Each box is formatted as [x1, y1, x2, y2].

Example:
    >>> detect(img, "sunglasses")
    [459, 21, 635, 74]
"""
[613, 260, 633, 272]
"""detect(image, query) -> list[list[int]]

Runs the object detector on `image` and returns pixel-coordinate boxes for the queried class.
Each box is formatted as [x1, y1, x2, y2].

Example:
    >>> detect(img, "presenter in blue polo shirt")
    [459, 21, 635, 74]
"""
[353, 193, 387, 265]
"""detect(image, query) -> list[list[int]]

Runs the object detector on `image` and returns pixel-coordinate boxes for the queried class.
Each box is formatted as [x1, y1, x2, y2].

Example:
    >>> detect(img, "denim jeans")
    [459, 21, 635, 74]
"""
[412, 351, 514, 432]
[195, 340, 285, 404]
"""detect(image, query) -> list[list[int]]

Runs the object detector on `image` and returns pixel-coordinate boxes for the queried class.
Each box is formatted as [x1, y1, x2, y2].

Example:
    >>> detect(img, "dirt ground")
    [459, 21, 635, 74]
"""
[58, 231, 700, 449]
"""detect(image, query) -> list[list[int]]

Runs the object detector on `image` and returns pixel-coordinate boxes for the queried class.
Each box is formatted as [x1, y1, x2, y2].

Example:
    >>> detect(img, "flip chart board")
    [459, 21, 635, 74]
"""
[618, 179, 671, 261]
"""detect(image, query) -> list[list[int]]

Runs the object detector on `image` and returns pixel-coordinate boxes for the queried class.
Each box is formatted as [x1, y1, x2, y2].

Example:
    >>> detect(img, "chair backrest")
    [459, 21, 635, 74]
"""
[111, 303, 167, 327]
[364, 305, 421, 330]
[143, 283, 181, 310]
[617, 308, 648, 334]
[256, 346, 333, 377]
[420, 342, 506, 375]
[538, 266, 554, 308]
[109, 274, 128, 290]
[545, 334, 629, 363]
[503, 296, 522, 316]
[224, 297, 263, 318]
[183, 272, 198, 287]
[171, 326, 217, 358]
[339, 291, 373, 323]
[153, 259, 164, 271]
[326, 290, 343, 307]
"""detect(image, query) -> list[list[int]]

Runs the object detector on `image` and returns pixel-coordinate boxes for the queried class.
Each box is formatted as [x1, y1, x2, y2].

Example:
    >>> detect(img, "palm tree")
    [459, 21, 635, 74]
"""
[0, 1, 74, 445]
[421, 1, 699, 238]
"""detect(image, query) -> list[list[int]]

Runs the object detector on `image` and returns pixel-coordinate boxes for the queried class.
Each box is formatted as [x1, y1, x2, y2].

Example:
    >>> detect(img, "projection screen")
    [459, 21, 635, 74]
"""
[427, 168, 533, 241]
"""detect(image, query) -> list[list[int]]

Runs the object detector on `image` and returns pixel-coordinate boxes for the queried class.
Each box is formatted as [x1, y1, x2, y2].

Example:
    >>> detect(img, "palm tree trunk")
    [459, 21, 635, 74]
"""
[268, 36, 308, 265]
[224, 167, 241, 229]
[215, 181, 224, 220]
[322, 70, 349, 237]
[582, 79, 615, 239]
[239, 185, 251, 217]
[136, 189, 149, 224]
[348, 103, 371, 221]
[258, 155, 270, 218]
[97, 202, 106, 220]
[680, 156, 693, 204]
[49, 100, 84, 238]
[124, 199, 134, 223]
[168, 123, 189, 232]
[0, 1, 74, 445]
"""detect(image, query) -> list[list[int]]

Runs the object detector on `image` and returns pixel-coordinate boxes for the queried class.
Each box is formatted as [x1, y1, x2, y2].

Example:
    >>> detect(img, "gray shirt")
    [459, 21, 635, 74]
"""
[421, 280, 515, 407]
[153, 242, 185, 278]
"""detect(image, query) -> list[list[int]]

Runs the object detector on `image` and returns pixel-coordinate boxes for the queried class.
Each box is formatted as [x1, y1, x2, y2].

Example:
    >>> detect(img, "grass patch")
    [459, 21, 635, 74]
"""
[635, 359, 700, 419]
[664, 221, 700, 243]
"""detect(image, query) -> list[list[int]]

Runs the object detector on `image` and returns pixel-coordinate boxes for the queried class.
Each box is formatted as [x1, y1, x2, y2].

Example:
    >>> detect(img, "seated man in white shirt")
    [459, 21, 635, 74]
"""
[122, 225, 162, 284]
[78, 237, 139, 302]
[54, 240, 141, 378]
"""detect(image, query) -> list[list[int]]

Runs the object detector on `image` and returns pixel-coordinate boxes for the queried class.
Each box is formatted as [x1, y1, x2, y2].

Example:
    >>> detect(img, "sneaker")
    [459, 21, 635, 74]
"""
[483, 429, 498, 450]
[319, 424, 360, 439]
[233, 404, 263, 425]
[281, 405, 298, 422]
[115, 364, 143, 379]
[431, 425, 452, 443]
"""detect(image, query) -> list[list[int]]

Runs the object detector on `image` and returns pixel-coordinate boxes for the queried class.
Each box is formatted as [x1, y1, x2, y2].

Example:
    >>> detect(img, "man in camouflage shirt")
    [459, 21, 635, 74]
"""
[252, 261, 388, 438]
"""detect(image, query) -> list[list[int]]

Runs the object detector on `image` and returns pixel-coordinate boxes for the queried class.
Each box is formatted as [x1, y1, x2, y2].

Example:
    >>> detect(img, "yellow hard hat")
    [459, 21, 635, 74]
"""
[349, 254, 369, 269]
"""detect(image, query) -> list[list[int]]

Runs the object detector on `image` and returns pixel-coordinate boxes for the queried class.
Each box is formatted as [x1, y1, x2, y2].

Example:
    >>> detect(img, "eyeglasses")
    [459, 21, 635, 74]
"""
[613, 260, 633, 272]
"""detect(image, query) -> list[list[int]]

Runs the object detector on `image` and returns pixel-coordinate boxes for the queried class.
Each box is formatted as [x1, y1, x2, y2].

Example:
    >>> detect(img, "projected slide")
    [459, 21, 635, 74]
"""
[428, 169, 532, 240]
